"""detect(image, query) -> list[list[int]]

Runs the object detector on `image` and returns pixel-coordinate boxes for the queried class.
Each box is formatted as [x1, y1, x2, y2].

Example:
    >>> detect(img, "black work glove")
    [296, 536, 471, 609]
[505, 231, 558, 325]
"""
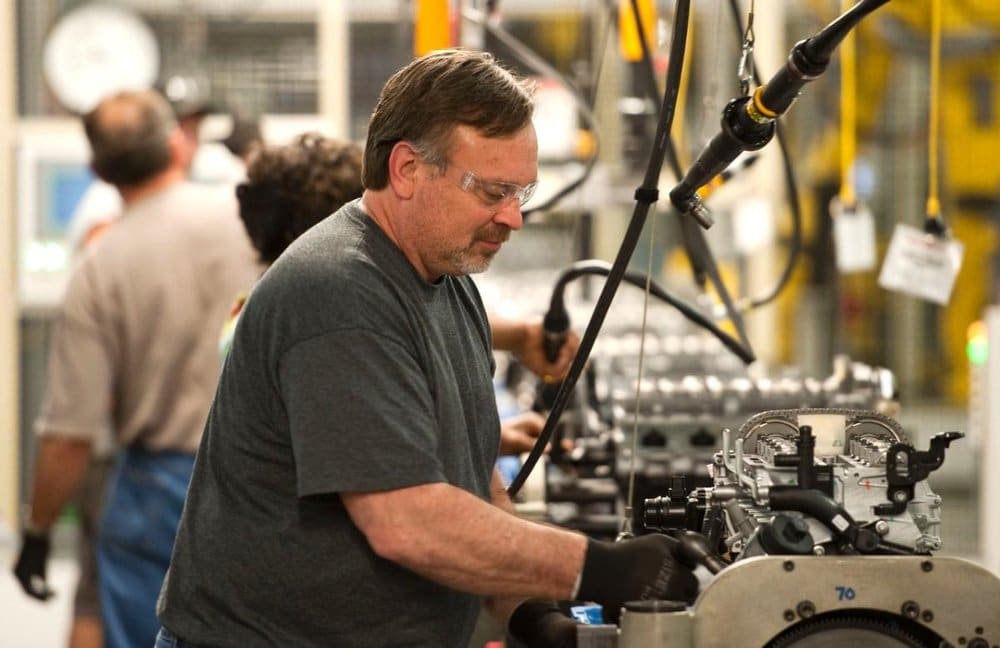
[13, 529, 55, 601]
[508, 599, 578, 648]
[577, 533, 698, 623]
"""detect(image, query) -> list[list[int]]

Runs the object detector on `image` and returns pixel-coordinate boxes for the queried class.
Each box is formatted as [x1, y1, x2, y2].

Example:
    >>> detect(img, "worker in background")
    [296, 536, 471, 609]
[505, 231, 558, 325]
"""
[59, 169, 120, 648]
[64, 76, 214, 252]
[11, 89, 260, 648]
[64, 75, 249, 273]
[54, 81, 229, 648]
[219, 131, 364, 359]
[158, 74, 221, 183]
[155, 49, 696, 648]
[223, 132, 562, 454]
[221, 114, 263, 165]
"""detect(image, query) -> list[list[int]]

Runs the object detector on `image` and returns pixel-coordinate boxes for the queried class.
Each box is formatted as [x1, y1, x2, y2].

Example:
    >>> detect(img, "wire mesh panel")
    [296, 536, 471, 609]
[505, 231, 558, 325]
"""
[347, 18, 412, 140]
[149, 12, 320, 116]
[17, 0, 321, 117]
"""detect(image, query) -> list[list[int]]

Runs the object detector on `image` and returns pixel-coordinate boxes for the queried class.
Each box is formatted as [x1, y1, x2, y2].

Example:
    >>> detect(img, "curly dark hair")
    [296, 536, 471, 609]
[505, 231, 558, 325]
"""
[237, 133, 364, 264]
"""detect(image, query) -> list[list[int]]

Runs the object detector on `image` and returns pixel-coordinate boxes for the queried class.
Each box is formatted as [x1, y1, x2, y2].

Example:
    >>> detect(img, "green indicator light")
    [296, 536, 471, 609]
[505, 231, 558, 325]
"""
[967, 336, 989, 366]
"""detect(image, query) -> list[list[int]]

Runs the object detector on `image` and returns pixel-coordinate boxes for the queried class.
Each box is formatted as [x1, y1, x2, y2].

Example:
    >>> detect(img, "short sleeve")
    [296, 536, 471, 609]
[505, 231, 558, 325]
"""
[278, 328, 446, 497]
[34, 264, 114, 442]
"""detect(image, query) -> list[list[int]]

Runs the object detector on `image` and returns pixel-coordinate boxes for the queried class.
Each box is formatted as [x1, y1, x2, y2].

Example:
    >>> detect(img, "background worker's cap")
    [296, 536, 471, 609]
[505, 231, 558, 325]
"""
[157, 74, 216, 119]
[222, 115, 263, 159]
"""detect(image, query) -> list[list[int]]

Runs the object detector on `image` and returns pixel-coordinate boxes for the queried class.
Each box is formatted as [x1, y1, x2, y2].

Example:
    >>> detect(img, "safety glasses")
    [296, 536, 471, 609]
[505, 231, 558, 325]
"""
[453, 166, 538, 208]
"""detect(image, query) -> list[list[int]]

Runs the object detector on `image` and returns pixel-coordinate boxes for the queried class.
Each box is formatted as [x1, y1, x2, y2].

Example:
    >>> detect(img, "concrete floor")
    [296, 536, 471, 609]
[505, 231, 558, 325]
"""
[0, 535, 78, 648]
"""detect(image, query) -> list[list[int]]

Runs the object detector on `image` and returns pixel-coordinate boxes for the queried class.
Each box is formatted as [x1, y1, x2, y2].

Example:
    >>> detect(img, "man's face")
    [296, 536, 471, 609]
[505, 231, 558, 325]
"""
[405, 123, 538, 281]
[177, 114, 204, 171]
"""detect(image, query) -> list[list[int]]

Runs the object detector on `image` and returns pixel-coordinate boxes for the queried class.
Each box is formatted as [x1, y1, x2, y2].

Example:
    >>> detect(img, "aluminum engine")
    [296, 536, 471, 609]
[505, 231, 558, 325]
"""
[644, 408, 962, 558]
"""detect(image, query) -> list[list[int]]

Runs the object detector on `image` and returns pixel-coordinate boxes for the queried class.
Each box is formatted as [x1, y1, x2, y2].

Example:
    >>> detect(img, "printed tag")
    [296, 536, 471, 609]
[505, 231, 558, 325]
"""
[878, 223, 964, 305]
[830, 197, 877, 273]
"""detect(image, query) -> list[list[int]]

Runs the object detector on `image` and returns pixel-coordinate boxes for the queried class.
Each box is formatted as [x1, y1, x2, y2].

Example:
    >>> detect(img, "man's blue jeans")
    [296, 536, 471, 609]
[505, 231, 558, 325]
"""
[98, 447, 195, 648]
[155, 626, 199, 647]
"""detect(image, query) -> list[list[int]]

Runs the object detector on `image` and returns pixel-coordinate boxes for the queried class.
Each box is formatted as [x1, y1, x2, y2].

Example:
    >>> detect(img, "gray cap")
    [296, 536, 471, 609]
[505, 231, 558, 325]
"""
[158, 74, 215, 119]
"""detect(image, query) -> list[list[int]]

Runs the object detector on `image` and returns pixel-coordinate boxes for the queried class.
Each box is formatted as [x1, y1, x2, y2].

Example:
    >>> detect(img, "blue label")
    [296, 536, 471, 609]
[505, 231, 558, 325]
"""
[570, 604, 604, 625]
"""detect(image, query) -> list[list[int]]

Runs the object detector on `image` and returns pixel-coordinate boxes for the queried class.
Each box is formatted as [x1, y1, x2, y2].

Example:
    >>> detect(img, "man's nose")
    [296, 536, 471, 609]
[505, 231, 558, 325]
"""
[494, 198, 524, 231]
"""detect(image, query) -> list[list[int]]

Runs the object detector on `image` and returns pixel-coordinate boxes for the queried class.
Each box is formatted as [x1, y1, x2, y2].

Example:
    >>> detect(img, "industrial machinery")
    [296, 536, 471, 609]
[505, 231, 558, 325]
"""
[527, 332, 899, 539]
[596, 351, 897, 493]
[477, 0, 998, 643]
[642, 408, 948, 556]
[615, 552, 999, 647]
[576, 407, 1000, 647]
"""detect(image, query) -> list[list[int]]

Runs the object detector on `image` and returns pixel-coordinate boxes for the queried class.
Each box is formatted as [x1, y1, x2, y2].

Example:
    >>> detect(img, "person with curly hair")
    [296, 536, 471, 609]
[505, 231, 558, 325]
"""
[218, 133, 365, 358]
[239, 132, 363, 265]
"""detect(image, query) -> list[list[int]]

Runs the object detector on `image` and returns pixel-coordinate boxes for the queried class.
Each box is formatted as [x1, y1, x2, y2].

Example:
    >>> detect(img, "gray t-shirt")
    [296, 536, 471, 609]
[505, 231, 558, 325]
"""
[158, 201, 501, 647]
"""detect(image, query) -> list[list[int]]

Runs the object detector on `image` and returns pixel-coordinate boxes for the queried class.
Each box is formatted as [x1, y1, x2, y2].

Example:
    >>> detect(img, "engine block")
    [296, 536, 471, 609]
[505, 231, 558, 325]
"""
[645, 408, 962, 558]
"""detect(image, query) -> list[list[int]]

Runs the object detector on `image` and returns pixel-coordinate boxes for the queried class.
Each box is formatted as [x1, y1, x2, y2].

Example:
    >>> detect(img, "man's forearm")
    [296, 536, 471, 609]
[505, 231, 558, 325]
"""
[488, 311, 578, 380]
[489, 313, 529, 354]
[26, 437, 92, 530]
[489, 466, 517, 514]
[485, 469, 536, 624]
[343, 481, 586, 600]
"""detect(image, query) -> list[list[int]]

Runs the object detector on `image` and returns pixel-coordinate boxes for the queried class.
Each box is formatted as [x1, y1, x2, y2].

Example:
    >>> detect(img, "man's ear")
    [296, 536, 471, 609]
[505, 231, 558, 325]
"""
[387, 140, 421, 199]
[167, 126, 193, 169]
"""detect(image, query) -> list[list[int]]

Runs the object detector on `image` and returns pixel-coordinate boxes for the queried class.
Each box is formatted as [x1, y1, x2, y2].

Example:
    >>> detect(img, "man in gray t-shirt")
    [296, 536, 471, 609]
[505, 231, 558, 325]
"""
[157, 50, 699, 648]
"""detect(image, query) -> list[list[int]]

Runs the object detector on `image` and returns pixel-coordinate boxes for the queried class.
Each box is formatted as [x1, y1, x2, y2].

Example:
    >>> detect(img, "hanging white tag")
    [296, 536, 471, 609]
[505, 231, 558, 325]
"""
[733, 196, 775, 254]
[830, 197, 877, 273]
[878, 223, 964, 305]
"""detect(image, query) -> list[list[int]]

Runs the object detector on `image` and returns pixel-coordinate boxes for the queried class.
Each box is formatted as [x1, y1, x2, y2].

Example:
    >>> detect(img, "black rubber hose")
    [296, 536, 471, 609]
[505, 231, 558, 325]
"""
[507, 0, 694, 498]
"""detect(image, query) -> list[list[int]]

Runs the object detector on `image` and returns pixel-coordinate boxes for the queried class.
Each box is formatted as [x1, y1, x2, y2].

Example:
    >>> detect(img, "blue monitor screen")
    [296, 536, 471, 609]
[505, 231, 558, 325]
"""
[38, 162, 95, 240]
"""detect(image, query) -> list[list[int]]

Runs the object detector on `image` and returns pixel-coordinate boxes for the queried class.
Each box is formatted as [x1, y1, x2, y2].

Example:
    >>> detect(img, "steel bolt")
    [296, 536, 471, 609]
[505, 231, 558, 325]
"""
[901, 601, 920, 619]
[921, 560, 933, 572]
[921, 609, 934, 622]
[796, 601, 816, 619]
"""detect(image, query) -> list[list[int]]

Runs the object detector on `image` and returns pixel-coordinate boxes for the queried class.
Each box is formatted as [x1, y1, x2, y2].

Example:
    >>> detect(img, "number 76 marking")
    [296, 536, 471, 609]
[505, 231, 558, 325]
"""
[836, 586, 856, 601]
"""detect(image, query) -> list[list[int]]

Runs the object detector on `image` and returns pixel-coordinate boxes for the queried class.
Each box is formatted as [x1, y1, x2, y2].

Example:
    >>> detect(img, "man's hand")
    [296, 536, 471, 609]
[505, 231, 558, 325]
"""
[577, 534, 698, 623]
[514, 319, 579, 383]
[500, 411, 574, 456]
[491, 314, 579, 382]
[499, 412, 546, 455]
[13, 530, 55, 601]
[508, 599, 578, 648]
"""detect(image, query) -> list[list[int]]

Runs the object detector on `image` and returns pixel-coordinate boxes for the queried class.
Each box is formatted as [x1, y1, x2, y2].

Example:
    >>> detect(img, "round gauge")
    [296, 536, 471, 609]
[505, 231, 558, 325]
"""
[42, 3, 160, 115]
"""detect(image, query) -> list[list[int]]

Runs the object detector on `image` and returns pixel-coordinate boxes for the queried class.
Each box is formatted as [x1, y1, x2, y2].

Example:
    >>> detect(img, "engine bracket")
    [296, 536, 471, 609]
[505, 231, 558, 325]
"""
[875, 431, 963, 515]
